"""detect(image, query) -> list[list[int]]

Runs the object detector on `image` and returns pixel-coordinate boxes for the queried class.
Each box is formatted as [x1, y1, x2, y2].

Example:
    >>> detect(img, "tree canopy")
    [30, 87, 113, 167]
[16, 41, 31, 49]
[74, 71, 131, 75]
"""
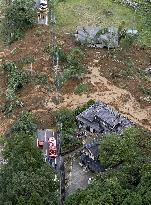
[65, 127, 151, 205]
[2, 0, 36, 43]
[0, 113, 58, 205]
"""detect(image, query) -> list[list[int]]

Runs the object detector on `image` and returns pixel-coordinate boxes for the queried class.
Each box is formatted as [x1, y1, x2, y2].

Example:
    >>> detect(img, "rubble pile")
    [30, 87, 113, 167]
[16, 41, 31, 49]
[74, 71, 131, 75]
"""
[74, 26, 119, 48]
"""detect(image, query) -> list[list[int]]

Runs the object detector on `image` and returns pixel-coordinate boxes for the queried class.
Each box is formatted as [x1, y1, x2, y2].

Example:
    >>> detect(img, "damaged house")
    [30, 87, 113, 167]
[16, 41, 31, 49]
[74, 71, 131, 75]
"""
[74, 26, 138, 48]
[76, 101, 133, 134]
[74, 26, 119, 48]
[80, 141, 104, 173]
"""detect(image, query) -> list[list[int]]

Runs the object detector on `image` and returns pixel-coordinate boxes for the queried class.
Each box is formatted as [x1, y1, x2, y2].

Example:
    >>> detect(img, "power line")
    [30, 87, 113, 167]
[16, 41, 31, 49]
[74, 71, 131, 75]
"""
[49, 0, 65, 204]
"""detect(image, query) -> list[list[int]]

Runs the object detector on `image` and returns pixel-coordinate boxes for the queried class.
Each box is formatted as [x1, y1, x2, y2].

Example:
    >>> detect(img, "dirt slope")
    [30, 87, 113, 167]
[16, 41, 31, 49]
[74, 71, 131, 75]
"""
[0, 25, 151, 134]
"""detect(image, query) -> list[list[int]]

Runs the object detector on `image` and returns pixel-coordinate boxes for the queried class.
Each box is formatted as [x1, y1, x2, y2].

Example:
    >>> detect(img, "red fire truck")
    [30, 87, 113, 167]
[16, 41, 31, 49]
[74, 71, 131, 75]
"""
[48, 137, 57, 158]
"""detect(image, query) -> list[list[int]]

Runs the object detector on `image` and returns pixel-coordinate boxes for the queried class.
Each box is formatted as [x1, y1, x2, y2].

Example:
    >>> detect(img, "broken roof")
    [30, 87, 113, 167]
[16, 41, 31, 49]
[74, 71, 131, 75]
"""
[84, 141, 98, 158]
[74, 26, 119, 48]
[76, 101, 133, 132]
[80, 154, 104, 172]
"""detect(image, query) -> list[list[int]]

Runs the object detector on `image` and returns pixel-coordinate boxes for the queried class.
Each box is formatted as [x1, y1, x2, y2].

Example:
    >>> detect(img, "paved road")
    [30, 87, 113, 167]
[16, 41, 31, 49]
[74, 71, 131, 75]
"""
[66, 158, 94, 196]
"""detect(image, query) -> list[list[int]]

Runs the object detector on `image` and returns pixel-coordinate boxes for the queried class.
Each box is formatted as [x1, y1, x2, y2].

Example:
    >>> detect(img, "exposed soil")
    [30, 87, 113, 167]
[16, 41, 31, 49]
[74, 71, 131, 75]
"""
[0, 25, 151, 134]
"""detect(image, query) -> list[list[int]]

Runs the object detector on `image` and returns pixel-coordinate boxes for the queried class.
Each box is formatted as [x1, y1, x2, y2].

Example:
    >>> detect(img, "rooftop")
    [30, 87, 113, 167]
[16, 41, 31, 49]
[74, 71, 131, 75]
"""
[84, 141, 98, 158]
[37, 129, 54, 140]
[76, 101, 133, 132]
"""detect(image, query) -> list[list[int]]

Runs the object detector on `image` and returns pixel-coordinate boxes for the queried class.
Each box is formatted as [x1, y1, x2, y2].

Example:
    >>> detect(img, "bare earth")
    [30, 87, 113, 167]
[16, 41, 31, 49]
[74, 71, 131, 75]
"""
[0, 25, 151, 134]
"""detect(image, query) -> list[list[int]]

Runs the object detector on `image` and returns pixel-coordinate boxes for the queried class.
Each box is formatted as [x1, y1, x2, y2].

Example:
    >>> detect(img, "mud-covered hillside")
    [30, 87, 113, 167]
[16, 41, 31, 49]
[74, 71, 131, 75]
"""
[0, 24, 151, 134]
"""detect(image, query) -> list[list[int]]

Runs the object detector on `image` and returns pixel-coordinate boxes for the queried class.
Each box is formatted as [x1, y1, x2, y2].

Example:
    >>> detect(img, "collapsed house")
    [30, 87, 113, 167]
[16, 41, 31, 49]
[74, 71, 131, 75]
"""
[74, 26, 138, 48]
[74, 26, 119, 48]
[80, 141, 104, 173]
[76, 101, 133, 134]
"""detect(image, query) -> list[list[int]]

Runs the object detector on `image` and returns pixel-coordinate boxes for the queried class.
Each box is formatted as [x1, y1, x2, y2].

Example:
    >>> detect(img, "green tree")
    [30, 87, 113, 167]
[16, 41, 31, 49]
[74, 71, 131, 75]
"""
[65, 127, 151, 205]
[2, 0, 36, 43]
[121, 192, 143, 205]
[10, 111, 37, 135]
[99, 127, 147, 168]
[56, 108, 76, 134]
[27, 192, 43, 205]
[0, 132, 58, 205]
[17, 196, 26, 205]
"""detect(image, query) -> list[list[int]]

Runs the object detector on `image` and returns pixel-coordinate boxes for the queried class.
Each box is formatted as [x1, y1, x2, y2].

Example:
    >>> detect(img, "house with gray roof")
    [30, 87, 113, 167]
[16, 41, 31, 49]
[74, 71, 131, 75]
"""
[76, 101, 133, 134]
[74, 26, 119, 48]
[80, 141, 104, 173]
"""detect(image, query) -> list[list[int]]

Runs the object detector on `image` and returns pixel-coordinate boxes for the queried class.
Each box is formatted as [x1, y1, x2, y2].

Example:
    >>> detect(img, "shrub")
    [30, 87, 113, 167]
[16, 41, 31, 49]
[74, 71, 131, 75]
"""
[2, 0, 36, 43]
[44, 43, 67, 62]
[61, 133, 82, 155]
[67, 47, 84, 64]
[10, 111, 37, 134]
[74, 83, 89, 94]
[1, 62, 50, 115]
[74, 99, 95, 116]
[138, 85, 151, 96]
[120, 34, 137, 51]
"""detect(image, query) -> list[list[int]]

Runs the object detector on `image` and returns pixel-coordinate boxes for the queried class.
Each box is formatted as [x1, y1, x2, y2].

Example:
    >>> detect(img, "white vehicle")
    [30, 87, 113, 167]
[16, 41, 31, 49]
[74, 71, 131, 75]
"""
[48, 137, 57, 158]
[39, 0, 48, 12]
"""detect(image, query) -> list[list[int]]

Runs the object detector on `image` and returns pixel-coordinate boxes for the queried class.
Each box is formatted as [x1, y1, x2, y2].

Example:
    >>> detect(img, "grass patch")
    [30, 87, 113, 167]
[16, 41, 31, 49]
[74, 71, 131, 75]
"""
[55, 0, 151, 46]
[119, 59, 150, 80]
[138, 85, 151, 97]
[56, 0, 137, 31]
[74, 83, 89, 94]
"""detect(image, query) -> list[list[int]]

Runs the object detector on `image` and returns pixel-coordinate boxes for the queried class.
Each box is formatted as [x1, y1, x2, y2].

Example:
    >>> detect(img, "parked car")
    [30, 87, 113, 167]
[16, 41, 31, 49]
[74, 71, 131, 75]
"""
[37, 139, 44, 149]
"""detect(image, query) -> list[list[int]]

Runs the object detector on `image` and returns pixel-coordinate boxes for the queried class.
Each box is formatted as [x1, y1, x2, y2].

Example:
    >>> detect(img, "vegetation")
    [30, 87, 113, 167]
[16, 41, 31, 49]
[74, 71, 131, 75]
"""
[56, 0, 151, 47]
[56, 0, 136, 30]
[74, 83, 89, 94]
[1, 62, 30, 115]
[1, 62, 49, 115]
[55, 107, 81, 154]
[55, 100, 95, 154]
[119, 59, 149, 80]
[10, 111, 37, 134]
[65, 127, 151, 205]
[45, 45, 86, 86]
[74, 99, 95, 116]
[0, 112, 58, 205]
[136, 1, 151, 46]
[0, 0, 151, 204]
[139, 85, 151, 97]
[2, 0, 36, 44]
[120, 33, 137, 51]
[15, 56, 35, 65]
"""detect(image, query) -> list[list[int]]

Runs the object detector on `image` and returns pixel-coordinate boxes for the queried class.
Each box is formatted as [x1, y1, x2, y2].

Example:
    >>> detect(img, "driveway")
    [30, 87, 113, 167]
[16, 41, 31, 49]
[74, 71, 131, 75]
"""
[66, 157, 94, 196]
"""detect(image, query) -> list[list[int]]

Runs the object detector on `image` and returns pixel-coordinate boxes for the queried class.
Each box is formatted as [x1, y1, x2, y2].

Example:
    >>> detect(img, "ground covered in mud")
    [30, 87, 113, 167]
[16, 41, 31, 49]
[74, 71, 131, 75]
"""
[0, 25, 151, 134]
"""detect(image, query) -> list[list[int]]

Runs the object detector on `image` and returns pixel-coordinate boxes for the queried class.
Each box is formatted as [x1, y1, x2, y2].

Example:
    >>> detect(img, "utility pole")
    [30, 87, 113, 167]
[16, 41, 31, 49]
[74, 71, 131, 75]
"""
[49, 0, 65, 204]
